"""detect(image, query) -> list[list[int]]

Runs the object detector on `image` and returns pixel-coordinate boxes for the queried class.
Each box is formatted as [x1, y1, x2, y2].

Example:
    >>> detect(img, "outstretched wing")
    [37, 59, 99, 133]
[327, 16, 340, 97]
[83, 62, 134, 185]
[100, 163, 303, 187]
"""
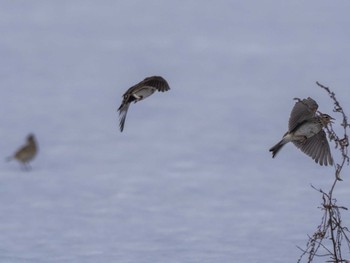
[293, 130, 333, 166]
[138, 76, 170, 92]
[122, 76, 170, 95]
[289, 97, 318, 132]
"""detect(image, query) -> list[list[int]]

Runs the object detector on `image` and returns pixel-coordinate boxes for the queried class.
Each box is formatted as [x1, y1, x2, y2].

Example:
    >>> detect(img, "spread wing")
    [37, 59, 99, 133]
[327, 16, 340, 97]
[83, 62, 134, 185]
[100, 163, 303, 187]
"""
[122, 76, 170, 95]
[289, 97, 318, 132]
[137, 76, 170, 92]
[292, 130, 333, 166]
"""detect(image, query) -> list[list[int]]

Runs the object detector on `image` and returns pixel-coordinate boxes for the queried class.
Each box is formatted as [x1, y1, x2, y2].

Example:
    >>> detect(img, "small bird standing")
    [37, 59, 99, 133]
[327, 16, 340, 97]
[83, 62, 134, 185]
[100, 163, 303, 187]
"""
[269, 97, 334, 166]
[117, 76, 170, 132]
[7, 134, 38, 170]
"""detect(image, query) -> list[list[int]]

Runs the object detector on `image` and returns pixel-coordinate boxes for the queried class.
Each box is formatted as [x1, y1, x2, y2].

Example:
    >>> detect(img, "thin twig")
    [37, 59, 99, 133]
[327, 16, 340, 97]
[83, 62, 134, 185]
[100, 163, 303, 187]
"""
[297, 83, 350, 262]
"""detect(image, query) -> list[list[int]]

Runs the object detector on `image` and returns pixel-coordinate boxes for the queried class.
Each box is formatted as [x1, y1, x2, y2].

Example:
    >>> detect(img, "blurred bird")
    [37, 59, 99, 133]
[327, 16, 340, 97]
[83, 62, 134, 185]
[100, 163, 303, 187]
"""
[7, 134, 38, 170]
[118, 76, 170, 132]
[269, 97, 334, 166]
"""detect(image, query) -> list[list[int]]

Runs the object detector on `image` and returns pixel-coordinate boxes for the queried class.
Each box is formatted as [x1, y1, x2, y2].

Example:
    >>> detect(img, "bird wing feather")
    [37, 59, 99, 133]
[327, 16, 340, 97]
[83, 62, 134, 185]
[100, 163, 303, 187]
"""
[288, 97, 318, 133]
[292, 130, 333, 166]
[139, 76, 170, 92]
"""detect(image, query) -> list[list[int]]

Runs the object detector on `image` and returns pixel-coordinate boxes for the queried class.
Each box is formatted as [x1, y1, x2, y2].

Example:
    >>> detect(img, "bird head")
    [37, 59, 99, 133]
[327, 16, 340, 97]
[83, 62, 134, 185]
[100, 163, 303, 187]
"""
[319, 113, 334, 126]
[27, 134, 35, 142]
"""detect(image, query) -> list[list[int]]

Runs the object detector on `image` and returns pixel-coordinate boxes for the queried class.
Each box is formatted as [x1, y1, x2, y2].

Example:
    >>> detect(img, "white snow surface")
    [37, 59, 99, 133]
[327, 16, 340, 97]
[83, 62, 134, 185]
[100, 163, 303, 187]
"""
[1, 1, 350, 262]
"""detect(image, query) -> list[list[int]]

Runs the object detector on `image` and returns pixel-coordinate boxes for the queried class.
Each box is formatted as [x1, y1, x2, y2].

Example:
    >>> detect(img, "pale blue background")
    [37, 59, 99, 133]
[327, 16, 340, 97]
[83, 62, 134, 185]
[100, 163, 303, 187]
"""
[1, 1, 350, 262]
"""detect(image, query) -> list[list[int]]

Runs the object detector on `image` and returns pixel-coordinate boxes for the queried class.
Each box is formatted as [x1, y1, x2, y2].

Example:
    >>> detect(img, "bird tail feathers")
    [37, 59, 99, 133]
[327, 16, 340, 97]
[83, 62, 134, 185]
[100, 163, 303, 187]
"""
[118, 103, 130, 132]
[269, 139, 287, 158]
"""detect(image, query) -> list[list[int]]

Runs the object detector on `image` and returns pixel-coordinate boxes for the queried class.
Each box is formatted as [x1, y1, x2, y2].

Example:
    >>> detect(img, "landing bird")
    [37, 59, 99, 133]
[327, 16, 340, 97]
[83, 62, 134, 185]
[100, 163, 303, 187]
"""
[7, 133, 38, 170]
[269, 97, 334, 166]
[117, 76, 170, 132]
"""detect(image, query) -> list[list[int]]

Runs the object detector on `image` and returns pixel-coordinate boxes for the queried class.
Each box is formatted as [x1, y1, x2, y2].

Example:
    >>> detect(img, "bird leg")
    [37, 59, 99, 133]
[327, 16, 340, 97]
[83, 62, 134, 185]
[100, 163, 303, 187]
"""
[21, 162, 32, 171]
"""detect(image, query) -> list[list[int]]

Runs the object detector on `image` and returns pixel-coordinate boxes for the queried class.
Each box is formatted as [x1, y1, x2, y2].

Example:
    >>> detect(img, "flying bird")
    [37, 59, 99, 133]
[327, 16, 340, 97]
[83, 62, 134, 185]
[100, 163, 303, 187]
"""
[117, 76, 170, 132]
[269, 97, 334, 166]
[7, 133, 38, 170]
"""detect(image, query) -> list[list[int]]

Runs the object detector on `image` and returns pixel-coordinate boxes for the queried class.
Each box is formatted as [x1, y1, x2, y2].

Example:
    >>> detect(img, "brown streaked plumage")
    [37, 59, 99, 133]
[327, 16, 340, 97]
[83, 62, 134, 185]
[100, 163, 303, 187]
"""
[269, 97, 334, 166]
[7, 134, 38, 170]
[117, 76, 170, 132]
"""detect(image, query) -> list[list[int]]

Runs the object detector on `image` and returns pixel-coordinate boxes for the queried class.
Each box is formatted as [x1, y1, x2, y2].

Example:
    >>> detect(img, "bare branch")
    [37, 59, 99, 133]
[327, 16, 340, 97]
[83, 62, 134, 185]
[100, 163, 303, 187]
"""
[298, 83, 350, 262]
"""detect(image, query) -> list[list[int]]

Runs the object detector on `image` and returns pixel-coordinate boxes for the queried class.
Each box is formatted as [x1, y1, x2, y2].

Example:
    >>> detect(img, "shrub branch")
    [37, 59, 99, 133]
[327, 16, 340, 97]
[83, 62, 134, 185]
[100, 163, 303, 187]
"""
[297, 82, 350, 263]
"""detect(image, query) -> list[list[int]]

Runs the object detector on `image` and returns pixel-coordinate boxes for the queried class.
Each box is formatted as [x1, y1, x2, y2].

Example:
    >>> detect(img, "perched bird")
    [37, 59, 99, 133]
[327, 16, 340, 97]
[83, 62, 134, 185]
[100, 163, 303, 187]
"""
[269, 97, 334, 166]
[117, 76, 170, 132]
[7, 134, 38, 170]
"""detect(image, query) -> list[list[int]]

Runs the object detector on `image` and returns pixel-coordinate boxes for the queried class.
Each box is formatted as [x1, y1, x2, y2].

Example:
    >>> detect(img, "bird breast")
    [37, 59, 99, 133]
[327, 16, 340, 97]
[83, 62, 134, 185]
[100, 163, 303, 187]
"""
[293, 121, 322, 138]
[133, 87, 156, 100]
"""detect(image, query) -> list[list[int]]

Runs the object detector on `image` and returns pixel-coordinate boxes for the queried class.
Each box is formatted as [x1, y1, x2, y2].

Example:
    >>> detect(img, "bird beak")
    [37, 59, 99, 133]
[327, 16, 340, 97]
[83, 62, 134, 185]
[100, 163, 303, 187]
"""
[327, 116, 335, 123]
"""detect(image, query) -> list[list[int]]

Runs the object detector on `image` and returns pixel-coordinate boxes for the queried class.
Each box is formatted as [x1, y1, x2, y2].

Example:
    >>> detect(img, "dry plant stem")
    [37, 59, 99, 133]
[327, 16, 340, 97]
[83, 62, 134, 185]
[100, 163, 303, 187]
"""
[297, 82, 350, 263]
[316, 81, 349, 180]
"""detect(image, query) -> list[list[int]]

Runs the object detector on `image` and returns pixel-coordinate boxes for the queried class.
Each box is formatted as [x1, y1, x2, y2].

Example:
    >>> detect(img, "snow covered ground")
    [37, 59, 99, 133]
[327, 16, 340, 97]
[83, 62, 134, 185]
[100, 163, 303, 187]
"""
[1, 1, 350, 262]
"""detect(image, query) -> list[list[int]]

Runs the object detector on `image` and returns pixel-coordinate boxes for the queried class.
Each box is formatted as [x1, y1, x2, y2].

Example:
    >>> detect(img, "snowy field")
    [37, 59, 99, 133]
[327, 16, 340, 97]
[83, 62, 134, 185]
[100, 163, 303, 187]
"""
[1, 1, 350, 262]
